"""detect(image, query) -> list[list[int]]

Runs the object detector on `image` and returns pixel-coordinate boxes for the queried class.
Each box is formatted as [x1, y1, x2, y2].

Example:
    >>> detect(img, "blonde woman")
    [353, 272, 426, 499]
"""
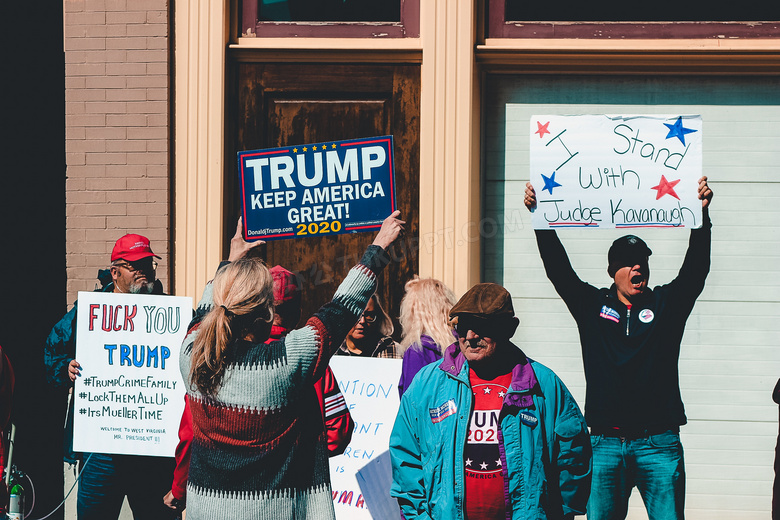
[397, 277, 458, 396]
[179, 212, 403, 520]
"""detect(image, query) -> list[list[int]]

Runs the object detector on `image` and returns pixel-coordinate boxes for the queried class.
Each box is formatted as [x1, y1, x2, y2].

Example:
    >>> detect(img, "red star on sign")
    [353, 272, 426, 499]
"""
[535, 121, 551, 138]
[651, 175, 681, 200]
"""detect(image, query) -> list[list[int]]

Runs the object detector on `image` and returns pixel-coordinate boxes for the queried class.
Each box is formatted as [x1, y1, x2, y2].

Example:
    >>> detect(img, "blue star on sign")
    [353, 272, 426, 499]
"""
[663, 117, 697, 146]
[541, 171, 562, 195]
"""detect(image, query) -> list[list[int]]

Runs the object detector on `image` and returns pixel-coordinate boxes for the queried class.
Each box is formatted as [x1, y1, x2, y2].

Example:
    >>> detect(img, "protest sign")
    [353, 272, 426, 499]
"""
[73, 292, 191, 457]
[328, 357, 402, 519]
[529, 115, 703, 229]
[237, 136, 397, 241]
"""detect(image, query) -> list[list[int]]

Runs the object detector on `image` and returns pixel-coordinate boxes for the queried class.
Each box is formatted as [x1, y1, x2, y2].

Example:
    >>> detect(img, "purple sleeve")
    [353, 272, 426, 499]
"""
[398, 344, 441, 398]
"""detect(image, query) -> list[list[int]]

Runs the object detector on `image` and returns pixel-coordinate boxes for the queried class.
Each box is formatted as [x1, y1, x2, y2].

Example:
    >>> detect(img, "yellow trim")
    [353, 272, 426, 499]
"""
[174, 0, 230, 301]
[478, 39, 780, 74]
[418, 0, 481, 296]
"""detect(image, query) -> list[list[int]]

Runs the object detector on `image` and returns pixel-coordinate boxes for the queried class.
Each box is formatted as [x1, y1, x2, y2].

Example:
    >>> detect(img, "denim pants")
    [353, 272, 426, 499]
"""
[587, 430, 685, 520]
[77, 452, 177, 520]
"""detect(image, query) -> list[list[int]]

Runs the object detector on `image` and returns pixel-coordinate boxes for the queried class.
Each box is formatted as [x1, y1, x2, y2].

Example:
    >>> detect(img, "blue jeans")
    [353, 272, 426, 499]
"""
[587, 430, 685, 520]
[77, 452, 177, 520]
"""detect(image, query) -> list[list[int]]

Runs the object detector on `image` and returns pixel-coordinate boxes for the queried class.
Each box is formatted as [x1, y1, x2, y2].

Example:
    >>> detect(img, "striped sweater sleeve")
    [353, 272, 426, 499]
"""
[285, 245, 387, 385]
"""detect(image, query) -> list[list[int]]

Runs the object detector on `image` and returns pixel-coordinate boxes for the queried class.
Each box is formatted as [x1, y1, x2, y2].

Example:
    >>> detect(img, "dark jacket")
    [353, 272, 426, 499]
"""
[43, 272, 165, 462]
[534, 216, 711, 429]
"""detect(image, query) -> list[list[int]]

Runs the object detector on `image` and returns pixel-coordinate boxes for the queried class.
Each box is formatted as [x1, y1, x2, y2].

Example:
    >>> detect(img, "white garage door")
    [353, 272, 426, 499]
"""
[482, 75, 780, 519]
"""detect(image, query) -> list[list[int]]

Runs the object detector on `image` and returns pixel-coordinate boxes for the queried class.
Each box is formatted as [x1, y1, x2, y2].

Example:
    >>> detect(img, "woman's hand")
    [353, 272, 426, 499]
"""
[228, 217, 265, 262]
[372, 210, 405, 250]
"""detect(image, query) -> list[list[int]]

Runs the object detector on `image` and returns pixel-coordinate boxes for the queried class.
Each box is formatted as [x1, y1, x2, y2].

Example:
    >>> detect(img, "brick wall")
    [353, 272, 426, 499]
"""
[64, 0, 170, 305]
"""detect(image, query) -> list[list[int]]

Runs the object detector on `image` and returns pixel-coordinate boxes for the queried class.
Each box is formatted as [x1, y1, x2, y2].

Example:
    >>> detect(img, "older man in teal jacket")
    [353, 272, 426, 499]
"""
[390, 283, 591, 520]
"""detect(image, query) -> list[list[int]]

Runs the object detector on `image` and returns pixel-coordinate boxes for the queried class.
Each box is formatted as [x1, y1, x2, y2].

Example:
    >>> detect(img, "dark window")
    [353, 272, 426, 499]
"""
[489, 0, 780, 38]
[240, 0, 417, 38]
[257, 0, 399, 22]
[504, 0, 780, 22]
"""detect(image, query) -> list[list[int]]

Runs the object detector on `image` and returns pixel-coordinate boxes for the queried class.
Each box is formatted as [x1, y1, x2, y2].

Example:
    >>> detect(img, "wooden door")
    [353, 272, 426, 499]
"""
[228, 62, 420, 335]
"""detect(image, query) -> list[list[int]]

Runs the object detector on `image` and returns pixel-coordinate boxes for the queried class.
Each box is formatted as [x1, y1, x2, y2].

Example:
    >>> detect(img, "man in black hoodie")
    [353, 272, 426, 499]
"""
[524, 177, 713, 520]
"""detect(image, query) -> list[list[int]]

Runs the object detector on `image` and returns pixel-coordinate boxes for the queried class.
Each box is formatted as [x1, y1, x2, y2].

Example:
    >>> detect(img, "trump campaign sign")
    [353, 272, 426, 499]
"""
[237, 136, 397, 241]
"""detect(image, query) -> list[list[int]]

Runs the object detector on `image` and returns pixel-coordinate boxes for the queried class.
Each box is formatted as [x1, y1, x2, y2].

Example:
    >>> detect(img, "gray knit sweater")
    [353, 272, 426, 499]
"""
[179, 246, 386, 520]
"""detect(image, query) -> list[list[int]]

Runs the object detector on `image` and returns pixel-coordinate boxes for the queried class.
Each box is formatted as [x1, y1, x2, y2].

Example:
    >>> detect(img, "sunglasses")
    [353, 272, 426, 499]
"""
[454, 317, 495, 338]
[113, 260, 158, 273]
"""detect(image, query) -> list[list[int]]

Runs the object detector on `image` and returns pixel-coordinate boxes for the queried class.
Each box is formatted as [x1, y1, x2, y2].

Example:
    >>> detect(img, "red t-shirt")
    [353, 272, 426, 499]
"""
[464, 369, 512, 520]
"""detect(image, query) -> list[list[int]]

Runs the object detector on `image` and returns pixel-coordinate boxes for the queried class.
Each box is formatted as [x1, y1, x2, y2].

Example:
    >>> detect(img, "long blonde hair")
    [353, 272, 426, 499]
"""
[398, 277, 457, 356]
[190, 257, 274, 396]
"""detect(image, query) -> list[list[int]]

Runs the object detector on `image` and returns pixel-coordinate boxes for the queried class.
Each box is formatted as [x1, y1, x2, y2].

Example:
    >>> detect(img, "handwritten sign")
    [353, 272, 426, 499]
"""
[529, 115, 703, 229]
[237, 136, 397, 241]
[73, 292, 191, 457]
[328, 357, 402, 519]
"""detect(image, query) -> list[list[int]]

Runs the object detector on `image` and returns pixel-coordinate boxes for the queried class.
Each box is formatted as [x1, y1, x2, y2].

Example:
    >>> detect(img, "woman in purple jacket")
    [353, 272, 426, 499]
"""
[397, 277, 458, 397]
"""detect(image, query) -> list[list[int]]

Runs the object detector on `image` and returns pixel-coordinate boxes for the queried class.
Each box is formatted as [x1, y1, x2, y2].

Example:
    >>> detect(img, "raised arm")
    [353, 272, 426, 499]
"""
[187, 217, 267, 326]
[525, 182, 593, 311]
[668, 176, 713, 301]
[288, 211, 405, 383]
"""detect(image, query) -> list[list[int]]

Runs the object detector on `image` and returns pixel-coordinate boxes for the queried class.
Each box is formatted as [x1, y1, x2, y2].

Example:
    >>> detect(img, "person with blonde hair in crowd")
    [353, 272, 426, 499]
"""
[179, 212, 404, 520]
[336, 293, 399, 358]
[397, 277, 458, 396]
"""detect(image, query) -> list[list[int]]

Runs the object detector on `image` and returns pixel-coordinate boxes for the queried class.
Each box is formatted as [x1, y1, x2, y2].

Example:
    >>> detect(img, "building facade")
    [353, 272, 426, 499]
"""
[59, 1, 780, 518]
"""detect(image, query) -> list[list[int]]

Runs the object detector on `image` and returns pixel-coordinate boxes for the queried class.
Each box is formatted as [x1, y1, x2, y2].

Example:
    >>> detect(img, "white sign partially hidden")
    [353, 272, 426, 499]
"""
[73, 292, 191, 457]
[529, 115, 703, 230]
[328, 357, 402, 519]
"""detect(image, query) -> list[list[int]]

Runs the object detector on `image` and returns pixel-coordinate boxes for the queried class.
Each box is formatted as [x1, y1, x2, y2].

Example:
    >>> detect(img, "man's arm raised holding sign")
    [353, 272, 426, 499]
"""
[524, 177, 713, 520]
[524, 176, 712, 311]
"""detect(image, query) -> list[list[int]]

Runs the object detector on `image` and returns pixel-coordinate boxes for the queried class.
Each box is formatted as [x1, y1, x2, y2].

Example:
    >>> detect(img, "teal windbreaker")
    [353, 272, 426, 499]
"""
[390, 343, 591, 519]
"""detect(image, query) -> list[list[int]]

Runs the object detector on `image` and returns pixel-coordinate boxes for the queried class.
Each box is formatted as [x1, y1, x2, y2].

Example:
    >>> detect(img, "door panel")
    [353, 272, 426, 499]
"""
[229, 62, 420, 335]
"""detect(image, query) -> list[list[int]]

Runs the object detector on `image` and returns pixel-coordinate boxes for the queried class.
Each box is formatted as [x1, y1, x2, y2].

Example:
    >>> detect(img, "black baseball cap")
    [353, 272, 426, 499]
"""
[608, 235, 652, 277]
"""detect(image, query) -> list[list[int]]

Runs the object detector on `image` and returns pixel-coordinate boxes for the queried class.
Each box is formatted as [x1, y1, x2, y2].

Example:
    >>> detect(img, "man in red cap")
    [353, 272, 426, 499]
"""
[44, 233, 176, 520]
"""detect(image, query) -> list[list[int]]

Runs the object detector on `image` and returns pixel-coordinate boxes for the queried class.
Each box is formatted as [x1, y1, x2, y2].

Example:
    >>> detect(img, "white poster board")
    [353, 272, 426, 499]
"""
[529, 114, 703, 229]
[328, 357, 402, 519]
[73, 292, 191, 457]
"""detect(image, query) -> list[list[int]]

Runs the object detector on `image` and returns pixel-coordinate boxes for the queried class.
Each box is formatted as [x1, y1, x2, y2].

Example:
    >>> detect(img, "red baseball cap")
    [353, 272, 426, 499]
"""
[111, 234, 161, 262]
[270, 265, 301, 328]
